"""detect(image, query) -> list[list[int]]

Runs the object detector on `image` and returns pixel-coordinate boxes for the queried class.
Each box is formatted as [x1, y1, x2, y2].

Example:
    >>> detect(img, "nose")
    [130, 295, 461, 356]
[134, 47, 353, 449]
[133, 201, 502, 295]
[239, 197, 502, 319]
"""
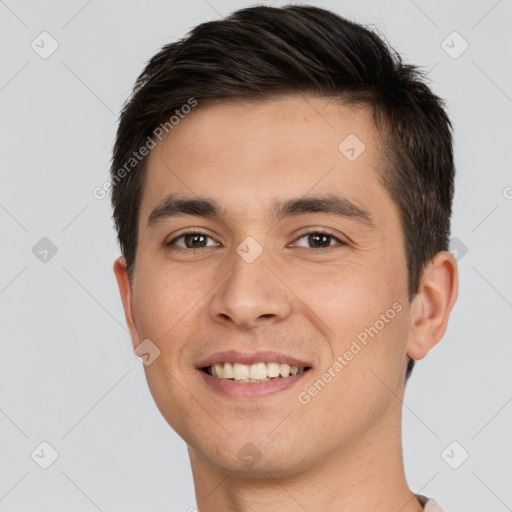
[209, 246, 293, 330]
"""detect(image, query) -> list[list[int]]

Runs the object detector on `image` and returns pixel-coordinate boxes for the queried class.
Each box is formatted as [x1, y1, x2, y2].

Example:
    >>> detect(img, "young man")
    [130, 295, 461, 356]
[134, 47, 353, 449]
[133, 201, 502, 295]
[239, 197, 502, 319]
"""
[111, 5, 458, 511]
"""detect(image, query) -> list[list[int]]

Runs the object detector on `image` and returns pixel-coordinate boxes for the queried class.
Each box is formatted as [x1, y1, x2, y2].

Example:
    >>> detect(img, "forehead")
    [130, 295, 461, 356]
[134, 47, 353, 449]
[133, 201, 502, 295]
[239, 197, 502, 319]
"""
[153, 95, 379, 161]
[139, 94, 387, 225]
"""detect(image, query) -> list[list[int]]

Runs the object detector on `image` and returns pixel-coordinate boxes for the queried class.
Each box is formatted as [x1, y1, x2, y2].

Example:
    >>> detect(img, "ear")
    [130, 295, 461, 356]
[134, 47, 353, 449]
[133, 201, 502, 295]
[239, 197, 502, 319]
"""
[406, 251, 459, 361]
[113, 256, 140, 351]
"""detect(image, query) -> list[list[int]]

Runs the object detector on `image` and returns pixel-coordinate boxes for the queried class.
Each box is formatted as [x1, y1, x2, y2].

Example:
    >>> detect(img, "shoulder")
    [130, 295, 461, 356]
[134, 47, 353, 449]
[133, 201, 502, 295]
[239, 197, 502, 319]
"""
[416, 494, 446, 511]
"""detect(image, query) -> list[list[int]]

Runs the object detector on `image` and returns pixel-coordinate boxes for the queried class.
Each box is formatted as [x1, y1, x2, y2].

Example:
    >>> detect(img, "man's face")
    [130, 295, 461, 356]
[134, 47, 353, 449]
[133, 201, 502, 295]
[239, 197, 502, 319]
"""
[117, 94, 414, 476]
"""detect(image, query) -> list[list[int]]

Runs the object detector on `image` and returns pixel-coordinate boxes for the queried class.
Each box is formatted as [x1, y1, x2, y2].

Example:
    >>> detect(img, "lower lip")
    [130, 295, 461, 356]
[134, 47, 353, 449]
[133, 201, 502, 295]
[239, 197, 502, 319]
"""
[198, 369, 310, 398]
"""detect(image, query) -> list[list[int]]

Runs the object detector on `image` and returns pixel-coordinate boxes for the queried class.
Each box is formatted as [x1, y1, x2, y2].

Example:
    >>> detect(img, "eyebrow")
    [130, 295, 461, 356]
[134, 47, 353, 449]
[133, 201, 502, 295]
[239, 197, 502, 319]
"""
[146, 193, 375, 229]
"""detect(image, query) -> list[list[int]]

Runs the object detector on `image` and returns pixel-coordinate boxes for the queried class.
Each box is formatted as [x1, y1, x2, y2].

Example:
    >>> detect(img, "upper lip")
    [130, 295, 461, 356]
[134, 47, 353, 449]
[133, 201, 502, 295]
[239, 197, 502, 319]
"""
[196, 350, 313, 369]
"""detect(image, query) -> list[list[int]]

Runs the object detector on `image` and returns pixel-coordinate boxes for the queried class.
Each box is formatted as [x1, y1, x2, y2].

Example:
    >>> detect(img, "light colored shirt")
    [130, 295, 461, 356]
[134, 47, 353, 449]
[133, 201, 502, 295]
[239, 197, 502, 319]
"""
[416, 494, 445, 511]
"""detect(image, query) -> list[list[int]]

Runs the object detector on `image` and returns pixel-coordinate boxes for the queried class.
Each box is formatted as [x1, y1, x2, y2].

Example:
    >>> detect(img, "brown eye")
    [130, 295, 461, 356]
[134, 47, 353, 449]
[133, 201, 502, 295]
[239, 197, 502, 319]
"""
[167, 232, 217, 249]
[307, 233, 332, 248]
[294, 231, 345, 249]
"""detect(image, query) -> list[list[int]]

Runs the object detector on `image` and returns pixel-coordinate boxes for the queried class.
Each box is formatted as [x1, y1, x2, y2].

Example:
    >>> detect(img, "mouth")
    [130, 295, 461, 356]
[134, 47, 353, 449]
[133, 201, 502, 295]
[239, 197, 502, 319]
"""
[201, 362, 312, 382]
[196, 351, 313, 398]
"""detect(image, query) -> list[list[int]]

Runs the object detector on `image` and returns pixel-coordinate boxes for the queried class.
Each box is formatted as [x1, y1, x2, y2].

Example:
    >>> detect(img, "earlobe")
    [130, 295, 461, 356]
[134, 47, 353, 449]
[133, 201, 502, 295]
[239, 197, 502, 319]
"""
[406, 251, 459, 361]
[113, 256, 140, 350]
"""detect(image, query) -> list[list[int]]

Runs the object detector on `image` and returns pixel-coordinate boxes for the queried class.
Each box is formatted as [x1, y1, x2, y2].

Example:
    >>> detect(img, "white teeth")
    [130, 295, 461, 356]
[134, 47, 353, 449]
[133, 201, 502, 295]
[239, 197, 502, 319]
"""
[249, 362, 267, 380]
[205, 362, 307, 380]
[267, 362, 280, 378]
[233, 362, 250, 380]
[223, 362, 234, 379]
[279, 363, 291, 377]
[214, 363, 224, 378]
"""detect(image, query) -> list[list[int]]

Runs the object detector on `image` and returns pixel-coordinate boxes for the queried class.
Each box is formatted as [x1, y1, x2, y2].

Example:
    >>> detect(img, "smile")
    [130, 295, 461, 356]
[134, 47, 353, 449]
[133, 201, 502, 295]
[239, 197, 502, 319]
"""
[203, 362, 309, 382]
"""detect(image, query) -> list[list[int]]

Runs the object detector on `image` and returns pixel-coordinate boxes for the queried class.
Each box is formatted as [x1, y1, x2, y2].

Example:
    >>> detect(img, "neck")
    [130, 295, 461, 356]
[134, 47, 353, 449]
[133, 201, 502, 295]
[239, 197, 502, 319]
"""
[188, 403, 424, 512]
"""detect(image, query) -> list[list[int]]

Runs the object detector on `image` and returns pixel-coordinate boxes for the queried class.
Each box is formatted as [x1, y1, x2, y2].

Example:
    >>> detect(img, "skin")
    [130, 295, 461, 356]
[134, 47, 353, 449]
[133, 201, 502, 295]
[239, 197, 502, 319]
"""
[114, 94, 458, 512]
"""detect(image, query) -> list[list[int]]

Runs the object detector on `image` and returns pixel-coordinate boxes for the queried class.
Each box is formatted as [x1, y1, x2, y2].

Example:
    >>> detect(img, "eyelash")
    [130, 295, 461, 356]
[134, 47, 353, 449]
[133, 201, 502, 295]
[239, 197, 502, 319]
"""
[166, 229, 347, 252]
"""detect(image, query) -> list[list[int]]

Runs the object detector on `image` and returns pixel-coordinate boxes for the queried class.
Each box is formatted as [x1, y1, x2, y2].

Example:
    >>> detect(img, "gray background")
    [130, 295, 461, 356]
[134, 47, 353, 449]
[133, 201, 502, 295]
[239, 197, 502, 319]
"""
[0, 0, 511, 510]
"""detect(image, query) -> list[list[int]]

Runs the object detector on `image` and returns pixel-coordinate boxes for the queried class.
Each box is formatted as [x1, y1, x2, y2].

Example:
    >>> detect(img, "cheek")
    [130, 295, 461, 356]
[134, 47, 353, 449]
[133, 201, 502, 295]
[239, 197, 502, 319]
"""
[289, 257, 408, 380]
[132, 265, 200, 336]
[288, 259, 400, 336]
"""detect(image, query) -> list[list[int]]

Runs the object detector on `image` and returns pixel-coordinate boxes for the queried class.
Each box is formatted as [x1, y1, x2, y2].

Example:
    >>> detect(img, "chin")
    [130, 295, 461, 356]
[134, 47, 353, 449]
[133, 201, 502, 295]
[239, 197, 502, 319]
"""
[191, 433, 310, 478]
[209, 453, 306, 479]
